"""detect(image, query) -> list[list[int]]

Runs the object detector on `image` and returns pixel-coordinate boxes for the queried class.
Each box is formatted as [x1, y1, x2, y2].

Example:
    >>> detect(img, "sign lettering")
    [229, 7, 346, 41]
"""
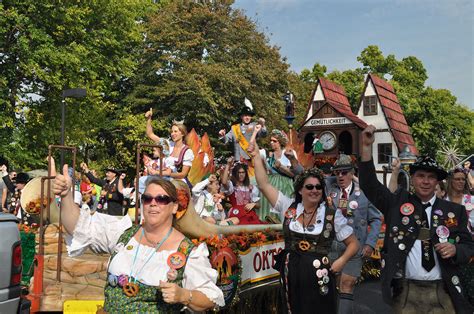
[305, 117, 352, 126]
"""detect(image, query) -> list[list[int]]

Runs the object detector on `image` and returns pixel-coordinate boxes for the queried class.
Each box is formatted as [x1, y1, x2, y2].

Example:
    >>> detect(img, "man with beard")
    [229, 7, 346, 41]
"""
[219, 98, 267, 164]
[81, 162, 124, 216]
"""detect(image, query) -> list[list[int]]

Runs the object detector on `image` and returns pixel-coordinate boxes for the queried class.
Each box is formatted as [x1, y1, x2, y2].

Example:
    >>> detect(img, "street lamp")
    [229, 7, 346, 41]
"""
[398, 145, 417, 191]
[60, 88, 86, 166]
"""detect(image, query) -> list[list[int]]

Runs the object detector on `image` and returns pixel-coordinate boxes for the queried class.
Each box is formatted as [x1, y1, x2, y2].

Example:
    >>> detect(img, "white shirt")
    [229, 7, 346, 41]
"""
[271, 191, 353, 242]
[405, 194, 442, 280]
[65, 207, 225, 307]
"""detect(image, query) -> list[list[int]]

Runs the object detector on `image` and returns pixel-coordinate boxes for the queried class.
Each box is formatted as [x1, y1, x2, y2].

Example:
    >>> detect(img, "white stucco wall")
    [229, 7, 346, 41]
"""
[305, 84, 325, 121]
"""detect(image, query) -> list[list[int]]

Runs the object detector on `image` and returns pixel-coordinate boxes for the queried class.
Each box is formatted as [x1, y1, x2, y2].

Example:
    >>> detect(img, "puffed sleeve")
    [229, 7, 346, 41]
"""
[183, 243, 225, 307]
[271, 191, 294, 221]
[183, 148, 194, 167]
[65, 207, 133, 257]
[221, 180, 234, 196]
[251, 185, 260, 202]
[334, 208, 353, 242]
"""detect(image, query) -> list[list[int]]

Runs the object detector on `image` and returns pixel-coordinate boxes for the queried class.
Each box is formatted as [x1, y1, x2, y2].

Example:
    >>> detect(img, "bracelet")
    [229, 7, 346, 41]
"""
[183, 290, 193, 306]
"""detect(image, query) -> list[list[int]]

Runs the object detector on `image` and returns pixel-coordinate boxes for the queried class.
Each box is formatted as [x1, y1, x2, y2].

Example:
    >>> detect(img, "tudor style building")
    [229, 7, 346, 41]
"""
[298, 74, 418, 182]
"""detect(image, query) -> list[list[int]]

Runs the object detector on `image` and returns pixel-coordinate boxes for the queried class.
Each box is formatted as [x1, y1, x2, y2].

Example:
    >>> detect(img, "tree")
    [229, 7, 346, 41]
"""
[125, 1, 293, 157]
[0, 0, 150, 170]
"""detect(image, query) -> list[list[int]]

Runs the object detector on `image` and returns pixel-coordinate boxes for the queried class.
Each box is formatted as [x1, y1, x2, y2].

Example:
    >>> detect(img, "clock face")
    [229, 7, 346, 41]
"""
[319, 132, 337, 151]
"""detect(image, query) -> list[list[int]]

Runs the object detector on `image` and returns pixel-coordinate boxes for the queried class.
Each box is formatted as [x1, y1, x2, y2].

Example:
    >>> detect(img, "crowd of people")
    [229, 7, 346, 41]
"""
[1, 103, 473, 313]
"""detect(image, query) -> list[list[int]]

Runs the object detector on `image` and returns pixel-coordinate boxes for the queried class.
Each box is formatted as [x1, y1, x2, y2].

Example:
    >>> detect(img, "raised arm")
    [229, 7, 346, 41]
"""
[220, 157, 234, 189]
[145, 108, 160, 143]
[388, 157, 401, 193]
[248, 138, 279, 208]
[53, 164, 81, 234]
[117, 173, 126, 194]
[81, 162, 106, 187]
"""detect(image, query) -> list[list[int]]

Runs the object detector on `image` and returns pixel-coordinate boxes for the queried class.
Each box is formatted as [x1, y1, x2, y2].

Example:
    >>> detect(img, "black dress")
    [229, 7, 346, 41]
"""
[274, 202, 338, 314]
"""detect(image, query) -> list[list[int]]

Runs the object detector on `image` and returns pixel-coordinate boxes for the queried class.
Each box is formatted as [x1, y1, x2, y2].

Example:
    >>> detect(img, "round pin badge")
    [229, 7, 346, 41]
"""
[323, 230, 330, 238]
[451, 276, 460, 285]
[321, 268, 328, 277]
[232, 209, 240, 215]
[167, 252, 186, 269]
[447, 212, 455, 218]
[322, 275, 330, 284]
[322, 256, 329, 265]
[118, 274, 128, 287]
[318, 280, 324, 286]
[380, 259, 385, 268]
[392, 226, 399, 233]
[455, 286, 462, 293]
[316, 269, 323, 278]
[325, 223, 333, 231]
[126, 245, 134, 250]
[400, 203, 415, 215]
[355, 191, 361, 197]
[398, 243, 406, 250]
[436, 225, 450, 240]
[433, 215, 438, 220]
[401, 216, 410, 225]
[307, 224, 315, 232]
[330, 192, 337, 198]
[434, 209, 443, 216]
[108, 274, 118, 287]
[313, 259, 321, 269]
[320, 285, 329, 295]
[349, 200, 358, 209]
[348, 218, 354, 224]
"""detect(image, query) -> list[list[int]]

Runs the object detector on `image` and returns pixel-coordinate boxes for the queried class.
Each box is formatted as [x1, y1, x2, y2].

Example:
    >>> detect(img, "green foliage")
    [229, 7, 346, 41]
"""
[126, 1, 293, 157]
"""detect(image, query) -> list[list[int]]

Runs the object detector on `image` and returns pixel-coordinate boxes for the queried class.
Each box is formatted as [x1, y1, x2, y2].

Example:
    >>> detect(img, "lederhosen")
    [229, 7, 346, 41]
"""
[103, 224, 195, 313]
[274, 202, 337, 314]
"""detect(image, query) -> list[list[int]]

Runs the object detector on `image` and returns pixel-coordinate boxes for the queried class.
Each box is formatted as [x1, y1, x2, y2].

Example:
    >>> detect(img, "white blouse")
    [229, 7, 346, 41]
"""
[221, 181, 260, 203]
[65, 208, 225, 307]
[271, 191, 353, 242]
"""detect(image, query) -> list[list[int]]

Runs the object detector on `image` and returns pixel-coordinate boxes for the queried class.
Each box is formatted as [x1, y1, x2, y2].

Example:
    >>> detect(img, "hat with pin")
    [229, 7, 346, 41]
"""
[409, 156, 447, 181]
[331, 154, 354, 171]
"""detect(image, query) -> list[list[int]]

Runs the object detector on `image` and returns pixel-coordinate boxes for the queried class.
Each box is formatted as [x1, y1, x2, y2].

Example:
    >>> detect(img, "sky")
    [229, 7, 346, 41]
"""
[232, 0, 473, 109]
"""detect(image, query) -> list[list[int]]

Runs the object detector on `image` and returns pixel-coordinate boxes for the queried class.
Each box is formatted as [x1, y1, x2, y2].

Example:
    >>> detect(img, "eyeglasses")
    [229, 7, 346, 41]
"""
[237, 171, 246, 174]
[141, 194, 175, 205]
[304, 184, 323, 191]
[334, 170, 350, 176]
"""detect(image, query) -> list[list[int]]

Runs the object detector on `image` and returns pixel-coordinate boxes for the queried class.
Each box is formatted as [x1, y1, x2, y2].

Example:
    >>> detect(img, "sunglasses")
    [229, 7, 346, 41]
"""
[334, 170, 350, 176]
[304, 184, 323, 191]
[141, 194, 175, 205]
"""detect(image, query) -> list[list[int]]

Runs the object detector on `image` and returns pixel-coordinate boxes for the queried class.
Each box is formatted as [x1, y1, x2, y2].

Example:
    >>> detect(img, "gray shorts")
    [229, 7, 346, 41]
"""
[328, 240, 363, 278]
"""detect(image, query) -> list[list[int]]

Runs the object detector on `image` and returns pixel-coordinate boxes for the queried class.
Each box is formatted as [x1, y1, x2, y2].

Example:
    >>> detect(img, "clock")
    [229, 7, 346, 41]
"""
[319, 131, 337, 151]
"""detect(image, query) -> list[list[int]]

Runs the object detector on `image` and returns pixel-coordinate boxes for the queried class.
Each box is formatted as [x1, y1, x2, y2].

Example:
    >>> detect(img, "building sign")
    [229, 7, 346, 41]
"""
[305, 117, 352, 127]
[239, 240, 285, 285]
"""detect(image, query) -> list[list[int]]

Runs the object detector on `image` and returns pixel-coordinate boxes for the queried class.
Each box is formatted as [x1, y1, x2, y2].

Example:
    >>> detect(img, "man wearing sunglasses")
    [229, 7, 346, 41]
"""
[359, 125, 474, 313]
[326, 154, 382, 314]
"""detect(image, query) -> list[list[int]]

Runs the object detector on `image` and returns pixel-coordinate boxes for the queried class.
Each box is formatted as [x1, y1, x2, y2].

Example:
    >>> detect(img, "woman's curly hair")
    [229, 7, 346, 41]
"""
[293, 167, 327, 204]
[270, 129, 288, 147]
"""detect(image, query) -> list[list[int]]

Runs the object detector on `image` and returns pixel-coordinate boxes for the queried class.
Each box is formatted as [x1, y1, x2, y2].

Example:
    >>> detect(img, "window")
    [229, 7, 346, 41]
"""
[313, 100, 325, 112]
[363, 96, 377, 115]
[378, 143, 392, 164]
[323, 105, 332, 115]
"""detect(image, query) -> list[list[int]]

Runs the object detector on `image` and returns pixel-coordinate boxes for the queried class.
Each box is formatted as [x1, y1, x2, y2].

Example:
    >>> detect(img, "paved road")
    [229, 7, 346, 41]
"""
[354, 279, 392, 313]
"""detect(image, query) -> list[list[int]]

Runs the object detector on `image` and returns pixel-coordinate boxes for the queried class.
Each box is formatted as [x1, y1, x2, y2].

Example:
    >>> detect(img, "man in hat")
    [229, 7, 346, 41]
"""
[2, 170, 37, 225]
[219, 98, 267, 163]
[326, 154, 382, 314]
[359, 125, 474, 313]
[81, 162, 124, 216]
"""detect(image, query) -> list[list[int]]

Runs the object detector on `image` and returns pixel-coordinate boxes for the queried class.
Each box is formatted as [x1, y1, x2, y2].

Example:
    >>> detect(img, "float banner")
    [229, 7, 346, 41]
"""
[239, 240, 285, 285]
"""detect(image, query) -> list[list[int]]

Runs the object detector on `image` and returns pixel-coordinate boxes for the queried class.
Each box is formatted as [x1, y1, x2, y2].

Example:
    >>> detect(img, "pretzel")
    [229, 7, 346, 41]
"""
[123, 282, 139, 297]
[298, 240, 311, 252]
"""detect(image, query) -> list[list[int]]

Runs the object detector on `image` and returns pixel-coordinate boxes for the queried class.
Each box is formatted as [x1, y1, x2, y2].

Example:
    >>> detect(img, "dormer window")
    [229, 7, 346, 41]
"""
[313, 100, 325, 112]
[363, 95, 377, 116]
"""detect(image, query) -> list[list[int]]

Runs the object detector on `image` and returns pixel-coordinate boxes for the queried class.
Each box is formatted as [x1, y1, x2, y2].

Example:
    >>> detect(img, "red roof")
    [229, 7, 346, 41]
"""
[367, 74, 418, 155]
[301, 78, 367, 129]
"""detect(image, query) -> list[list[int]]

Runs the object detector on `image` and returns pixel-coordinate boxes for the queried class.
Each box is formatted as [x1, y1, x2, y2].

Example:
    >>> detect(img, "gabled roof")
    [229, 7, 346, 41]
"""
[300, 78, 367, 130]
[364, 74, 418, 155]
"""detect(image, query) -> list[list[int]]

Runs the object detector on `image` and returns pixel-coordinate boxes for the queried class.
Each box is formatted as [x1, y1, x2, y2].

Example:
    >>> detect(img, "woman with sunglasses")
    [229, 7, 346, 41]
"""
[249, 140, 358, 313]
[53, 165, 224, 313]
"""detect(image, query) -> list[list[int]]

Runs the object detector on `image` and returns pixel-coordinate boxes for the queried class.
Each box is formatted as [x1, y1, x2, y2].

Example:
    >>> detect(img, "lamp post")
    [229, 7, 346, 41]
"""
[283, 91, 295, 145]
[398, 145, 417, 191]
[60, 88, 86, 166]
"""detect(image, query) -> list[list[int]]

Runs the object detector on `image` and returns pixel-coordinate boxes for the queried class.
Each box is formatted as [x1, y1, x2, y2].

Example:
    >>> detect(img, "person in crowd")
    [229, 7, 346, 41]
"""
[436, 181, 447, 199]
[139, 141, 172, 194]
[218, 99, 267, 165]
[463, 160, 474, 193]
[259, 129, 299, 220]
[81, 162, 124, 216]
[192, 174, 238, 225]
[52, 165, 224, 312]
[326, 154, 382, 314]
[145, 109, 194, 187]
[445, 167, 474, 306]
[359, 125, 474, 313]
[249, 140, 358, 313]
[220, 157, 264, 224]
[0, 158, 10, 212]
[3, 170, 35, 224]
[320, 162, 333, 178]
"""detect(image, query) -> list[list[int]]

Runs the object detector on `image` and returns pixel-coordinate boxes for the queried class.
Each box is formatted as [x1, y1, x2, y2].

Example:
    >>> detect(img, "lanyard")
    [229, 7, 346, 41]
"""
[129, 226, 173, 283]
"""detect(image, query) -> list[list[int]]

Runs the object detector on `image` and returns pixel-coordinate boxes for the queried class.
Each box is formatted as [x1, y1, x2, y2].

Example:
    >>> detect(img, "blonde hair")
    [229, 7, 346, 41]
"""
[171, 121, 188, 138]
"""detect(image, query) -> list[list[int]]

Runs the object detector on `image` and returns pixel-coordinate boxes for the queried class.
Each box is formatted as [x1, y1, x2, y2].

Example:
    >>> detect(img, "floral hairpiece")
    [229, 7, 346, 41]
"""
[172, 119, 185, 125]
